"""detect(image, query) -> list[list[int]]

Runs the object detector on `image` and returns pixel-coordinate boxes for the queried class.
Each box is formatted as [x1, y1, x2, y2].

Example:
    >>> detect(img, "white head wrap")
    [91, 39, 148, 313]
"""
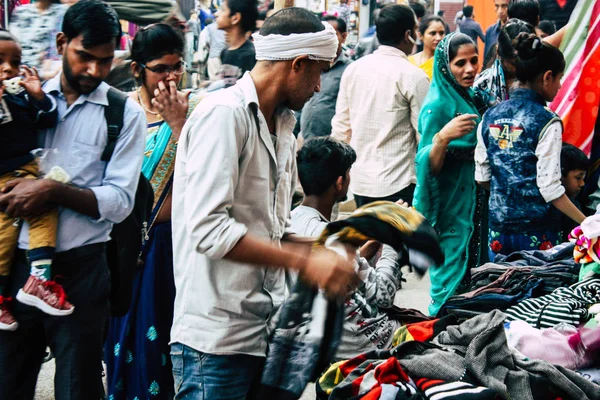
[252, 21, 339, 62]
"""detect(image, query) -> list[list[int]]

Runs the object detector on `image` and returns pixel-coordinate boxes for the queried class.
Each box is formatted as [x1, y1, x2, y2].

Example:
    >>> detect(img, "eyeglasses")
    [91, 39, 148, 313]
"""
[139, 61, 187, 75]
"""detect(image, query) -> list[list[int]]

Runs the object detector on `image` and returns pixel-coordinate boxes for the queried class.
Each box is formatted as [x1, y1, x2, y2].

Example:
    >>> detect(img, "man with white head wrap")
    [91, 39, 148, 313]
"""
[170, 7, 359, 400]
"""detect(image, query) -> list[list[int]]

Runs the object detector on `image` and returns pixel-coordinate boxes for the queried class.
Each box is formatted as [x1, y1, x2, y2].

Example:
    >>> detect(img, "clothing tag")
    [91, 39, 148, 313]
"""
[0, 97, 13, 125]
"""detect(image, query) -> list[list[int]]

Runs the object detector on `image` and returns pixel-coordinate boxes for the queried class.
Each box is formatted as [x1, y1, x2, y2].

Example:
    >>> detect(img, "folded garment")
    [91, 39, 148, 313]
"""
[494, 241, 576, 266]
[505, 320, 600, 370]
[470, 264, 579, 295]
[437, 278, 544, 318]
[505, 278, 600, 329]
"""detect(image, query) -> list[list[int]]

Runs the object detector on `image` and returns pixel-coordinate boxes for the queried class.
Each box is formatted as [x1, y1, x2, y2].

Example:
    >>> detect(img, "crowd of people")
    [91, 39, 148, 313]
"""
[0, 0, 598, 399]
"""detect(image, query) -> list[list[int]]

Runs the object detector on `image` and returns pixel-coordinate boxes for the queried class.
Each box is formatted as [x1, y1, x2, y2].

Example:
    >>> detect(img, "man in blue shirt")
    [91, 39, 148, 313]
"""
[484, 0, 509, 60]
[0, 1, 145, 398]
[457, 6, 485, 45]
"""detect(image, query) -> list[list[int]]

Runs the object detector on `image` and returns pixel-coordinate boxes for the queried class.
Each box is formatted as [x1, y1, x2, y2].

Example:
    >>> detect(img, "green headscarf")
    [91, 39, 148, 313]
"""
[418, 33, 485, 151]
[414, 33, 486, 316]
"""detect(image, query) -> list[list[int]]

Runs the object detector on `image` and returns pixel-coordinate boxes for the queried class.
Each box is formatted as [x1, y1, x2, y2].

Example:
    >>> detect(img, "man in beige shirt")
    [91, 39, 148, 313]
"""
[171, 8, 358, 400]
[332, 4, 429, 207]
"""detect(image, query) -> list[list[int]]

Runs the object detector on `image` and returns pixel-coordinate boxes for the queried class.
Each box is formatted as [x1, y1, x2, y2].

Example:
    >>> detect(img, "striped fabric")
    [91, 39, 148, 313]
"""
[505, 278, 600, 329]
[549, 0, 600, 155]
[415, 379, 499, 400]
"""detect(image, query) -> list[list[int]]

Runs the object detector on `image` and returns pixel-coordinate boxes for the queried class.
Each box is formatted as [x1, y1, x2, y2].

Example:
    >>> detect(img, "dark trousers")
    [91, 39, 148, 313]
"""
[0, 243, 109, 400]
[354, 184, 416, 208]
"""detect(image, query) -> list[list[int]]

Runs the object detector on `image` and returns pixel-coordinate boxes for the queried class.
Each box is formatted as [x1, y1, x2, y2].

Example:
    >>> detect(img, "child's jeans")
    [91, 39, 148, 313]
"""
[0, 160, 57, 276]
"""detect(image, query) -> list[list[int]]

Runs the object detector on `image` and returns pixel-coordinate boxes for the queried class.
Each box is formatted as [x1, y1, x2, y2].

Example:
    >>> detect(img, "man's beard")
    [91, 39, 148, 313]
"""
[62, 58, 102, 95]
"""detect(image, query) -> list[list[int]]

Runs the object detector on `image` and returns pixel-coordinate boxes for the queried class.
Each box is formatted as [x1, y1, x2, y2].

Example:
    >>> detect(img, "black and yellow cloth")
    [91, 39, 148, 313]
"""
[258, 202, 443, 400]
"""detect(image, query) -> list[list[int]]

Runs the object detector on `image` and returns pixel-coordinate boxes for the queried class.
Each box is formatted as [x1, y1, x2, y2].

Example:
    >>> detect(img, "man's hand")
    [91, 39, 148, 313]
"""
[395, 199, 410, 208]
[359, 240, 381, 260]
[0, 178, 55, 218]
[299, 248, 359, 301]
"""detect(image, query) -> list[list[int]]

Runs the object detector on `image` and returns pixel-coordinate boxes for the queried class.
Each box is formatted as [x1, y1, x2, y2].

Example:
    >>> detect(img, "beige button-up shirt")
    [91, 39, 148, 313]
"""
[332, 45, 429, 198]
[171, 73, 297, 356]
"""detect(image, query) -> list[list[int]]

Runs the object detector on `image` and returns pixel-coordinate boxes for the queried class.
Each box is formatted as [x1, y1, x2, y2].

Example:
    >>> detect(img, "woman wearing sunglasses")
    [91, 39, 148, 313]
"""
[104, 23, 201, 400]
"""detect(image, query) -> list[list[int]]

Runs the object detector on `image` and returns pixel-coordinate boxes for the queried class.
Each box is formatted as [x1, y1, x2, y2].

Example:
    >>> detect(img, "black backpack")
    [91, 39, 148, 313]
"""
[103, 88, 154, 317]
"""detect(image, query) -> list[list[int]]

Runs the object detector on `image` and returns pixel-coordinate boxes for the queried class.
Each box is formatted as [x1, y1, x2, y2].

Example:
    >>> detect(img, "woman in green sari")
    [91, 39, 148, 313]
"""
[413, 33, 489, 316]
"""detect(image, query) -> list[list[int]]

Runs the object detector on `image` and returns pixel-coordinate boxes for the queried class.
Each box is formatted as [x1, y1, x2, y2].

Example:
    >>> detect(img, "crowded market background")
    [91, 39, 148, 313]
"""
[0, 0, 599, 399]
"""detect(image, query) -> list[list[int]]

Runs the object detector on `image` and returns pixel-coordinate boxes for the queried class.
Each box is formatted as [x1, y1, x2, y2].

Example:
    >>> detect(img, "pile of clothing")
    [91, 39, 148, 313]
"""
[504, 277, 600, 329]
[438, 243, 580, 318]
[258, 202, 444, 400]
[316, 311, 600, 400]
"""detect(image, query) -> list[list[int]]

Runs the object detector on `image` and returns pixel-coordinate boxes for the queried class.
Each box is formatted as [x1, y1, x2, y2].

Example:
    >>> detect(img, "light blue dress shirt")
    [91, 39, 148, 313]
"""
[18, 74, 146, 252]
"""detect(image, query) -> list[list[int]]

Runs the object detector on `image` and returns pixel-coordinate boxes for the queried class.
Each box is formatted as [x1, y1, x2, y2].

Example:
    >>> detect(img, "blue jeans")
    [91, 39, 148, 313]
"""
[171, 343, 265, 400]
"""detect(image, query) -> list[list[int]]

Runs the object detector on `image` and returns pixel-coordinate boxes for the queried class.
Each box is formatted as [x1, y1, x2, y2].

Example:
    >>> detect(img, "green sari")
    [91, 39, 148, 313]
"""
[413, 33, 486, 316]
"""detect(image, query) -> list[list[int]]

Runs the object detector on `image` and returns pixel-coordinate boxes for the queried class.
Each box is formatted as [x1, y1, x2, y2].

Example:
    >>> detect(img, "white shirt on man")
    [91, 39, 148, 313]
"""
[331, 45, 429, 198]
[170, 73, 298, 357]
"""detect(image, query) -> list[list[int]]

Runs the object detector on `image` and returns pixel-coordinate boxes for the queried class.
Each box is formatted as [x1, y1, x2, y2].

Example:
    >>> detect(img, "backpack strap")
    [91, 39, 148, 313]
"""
[101, 87, 128, 162]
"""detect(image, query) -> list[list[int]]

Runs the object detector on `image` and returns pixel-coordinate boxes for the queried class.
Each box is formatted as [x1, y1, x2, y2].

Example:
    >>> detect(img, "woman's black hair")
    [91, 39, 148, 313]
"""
[131, 23, 185, 82]
[418, 15, 445, 36]
[513, 32, 565, 82]
[497, 18, 535, 60]
[448, 33, 477, 62]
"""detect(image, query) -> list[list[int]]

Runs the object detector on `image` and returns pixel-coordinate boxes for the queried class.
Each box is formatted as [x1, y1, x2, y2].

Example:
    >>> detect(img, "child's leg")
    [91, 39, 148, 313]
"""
[0, 171, 22, 295]
[9, 161, 57, 281]
[0, 171, 22, 330]
[25, 209, 58, 281]
[11, 161, 73, 316]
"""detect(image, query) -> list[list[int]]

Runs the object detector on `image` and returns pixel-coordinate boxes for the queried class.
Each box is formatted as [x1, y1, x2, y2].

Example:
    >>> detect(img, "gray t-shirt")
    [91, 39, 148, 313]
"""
[290, 205, 403, 360]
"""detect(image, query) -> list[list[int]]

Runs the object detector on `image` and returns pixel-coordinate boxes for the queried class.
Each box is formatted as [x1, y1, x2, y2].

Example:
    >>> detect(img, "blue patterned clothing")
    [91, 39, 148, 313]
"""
[104, 119, 177, 400]
[105, 221, 176, 400]
[476, 89, 564, 235]
[488, 228, 562, 260]
[105, 95, 202, 400]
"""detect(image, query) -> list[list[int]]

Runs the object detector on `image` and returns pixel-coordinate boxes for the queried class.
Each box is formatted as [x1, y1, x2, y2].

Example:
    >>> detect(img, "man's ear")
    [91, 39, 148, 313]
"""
[231, 12, 241, 26]
[341, 32, 349, 43]
[291, 55, 310, 72]
[335, 175, 344, 191]
[56, 32, 67, 56]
